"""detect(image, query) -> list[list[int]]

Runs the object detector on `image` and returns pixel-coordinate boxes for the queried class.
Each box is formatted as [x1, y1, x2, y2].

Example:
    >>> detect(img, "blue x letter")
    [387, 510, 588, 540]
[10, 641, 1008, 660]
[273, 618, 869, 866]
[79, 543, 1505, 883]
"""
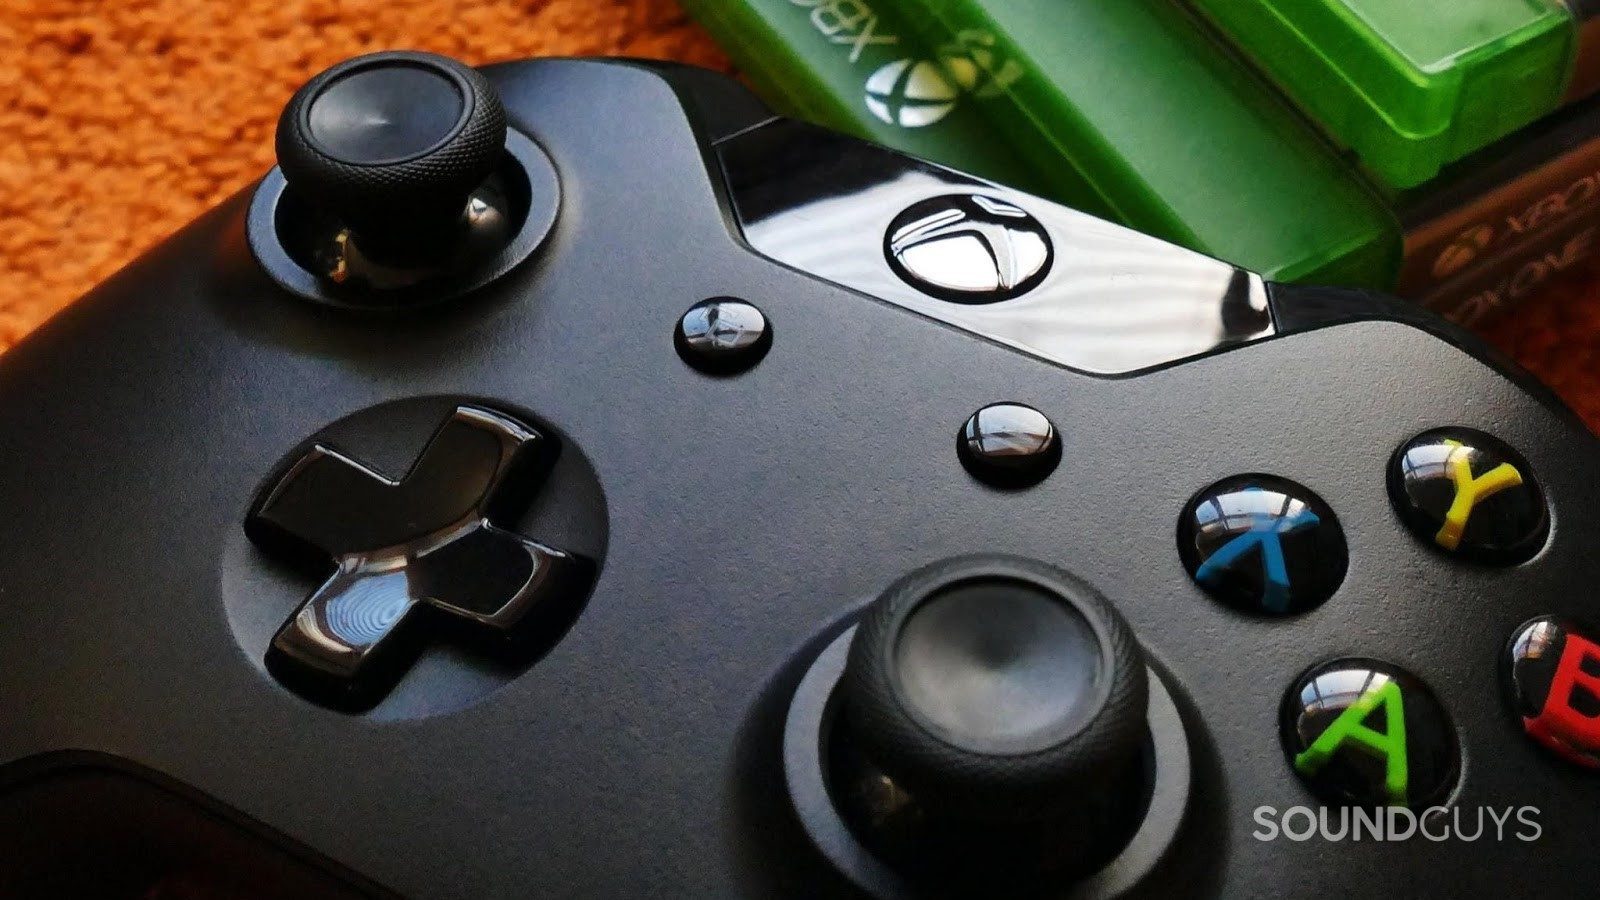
[1194, 488, 1321, 613]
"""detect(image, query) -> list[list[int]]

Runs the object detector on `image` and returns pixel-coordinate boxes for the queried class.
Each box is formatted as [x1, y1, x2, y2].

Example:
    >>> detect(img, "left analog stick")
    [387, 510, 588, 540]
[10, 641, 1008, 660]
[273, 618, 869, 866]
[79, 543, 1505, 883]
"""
[275, 50, 508, 263]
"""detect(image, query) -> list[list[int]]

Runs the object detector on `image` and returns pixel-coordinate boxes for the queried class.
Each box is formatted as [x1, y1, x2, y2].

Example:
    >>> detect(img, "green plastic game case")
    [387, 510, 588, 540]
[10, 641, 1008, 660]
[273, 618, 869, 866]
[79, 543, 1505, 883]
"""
[680, 0, 1403, 288]
[1187, 0, 1585, 190]
[674, 0, 1069, 202]
[680, 0, 1600, 319]
[898, 0, 1403, 286]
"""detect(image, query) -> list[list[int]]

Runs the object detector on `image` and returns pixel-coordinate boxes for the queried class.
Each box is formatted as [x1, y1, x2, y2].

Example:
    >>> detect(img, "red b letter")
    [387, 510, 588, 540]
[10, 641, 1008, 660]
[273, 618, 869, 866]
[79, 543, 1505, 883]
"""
[1525, 634, 1600, 768]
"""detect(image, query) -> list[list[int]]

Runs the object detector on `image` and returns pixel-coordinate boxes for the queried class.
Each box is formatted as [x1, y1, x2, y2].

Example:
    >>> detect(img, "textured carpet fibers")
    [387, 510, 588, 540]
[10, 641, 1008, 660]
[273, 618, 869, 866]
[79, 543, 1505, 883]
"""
[2, 0, 1598, 430]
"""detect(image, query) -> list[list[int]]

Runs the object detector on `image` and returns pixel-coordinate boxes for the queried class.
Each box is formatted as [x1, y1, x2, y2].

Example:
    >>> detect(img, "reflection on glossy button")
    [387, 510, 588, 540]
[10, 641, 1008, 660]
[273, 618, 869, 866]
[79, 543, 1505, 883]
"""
[1282, 658, 1459, 808]
[1178, 475, 1346, 616]
[1388, 427, 1547, 564]
[674, 298, 772, 375]
[885, 194, 1052, 304]
[1505, 616, 1600, 769]
[957, 403, 1061, 489]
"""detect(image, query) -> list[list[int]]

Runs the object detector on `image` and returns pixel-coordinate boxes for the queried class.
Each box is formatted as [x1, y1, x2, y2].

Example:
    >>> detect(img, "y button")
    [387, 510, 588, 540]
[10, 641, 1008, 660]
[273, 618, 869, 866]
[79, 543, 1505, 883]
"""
[1389, 427, 1548, 565]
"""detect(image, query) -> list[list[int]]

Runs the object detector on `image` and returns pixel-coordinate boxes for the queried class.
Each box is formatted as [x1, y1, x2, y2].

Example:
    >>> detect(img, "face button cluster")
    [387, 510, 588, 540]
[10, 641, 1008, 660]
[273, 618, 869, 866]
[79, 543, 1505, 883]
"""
[1388, 427, 1548, 564]
[931, 416, 1564, 816]
[1166, 426, 1566, 812]
[1178, 475, 1347, 616]
[246, 404, 592, 711]
[1505, 617, 1600, 769]
[1281, 659, 1460, 808]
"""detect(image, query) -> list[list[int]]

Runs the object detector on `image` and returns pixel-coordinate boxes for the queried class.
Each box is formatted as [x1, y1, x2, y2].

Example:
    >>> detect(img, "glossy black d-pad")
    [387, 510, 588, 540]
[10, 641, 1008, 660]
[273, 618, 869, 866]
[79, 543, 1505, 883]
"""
[246, 405, 589, 710]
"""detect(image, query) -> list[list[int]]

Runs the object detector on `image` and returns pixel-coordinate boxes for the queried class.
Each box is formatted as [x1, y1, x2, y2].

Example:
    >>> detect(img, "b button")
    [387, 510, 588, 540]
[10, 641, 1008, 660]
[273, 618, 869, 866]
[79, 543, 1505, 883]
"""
[1505, 616, 1600, 770]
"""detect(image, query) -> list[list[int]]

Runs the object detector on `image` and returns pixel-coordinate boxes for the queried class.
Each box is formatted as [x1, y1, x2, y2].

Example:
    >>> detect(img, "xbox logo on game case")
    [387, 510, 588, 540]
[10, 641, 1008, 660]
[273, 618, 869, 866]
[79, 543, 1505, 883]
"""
[940, 29, 1024, 99]
[1434, 223, 1495, 278]
[865, 58, 963, 127]
[864, 30, 1023, 128]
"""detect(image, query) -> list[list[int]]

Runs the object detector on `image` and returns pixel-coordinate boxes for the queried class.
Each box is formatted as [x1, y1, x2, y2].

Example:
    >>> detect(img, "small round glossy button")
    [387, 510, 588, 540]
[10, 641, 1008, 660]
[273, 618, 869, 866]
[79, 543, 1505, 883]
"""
[1178, 475, 1346, 616]
[1388, 427, 1547, 564]
[957, 403, 1061, 488]
[1281, 659, 1459, 808]
[674, 298, 771, 375]
[1505, 616, 1600, 769]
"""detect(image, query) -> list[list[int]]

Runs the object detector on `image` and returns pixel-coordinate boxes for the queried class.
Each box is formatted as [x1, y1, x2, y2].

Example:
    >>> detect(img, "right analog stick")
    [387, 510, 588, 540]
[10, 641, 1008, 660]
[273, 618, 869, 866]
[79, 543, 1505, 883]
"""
[835, 556, 1153, 882]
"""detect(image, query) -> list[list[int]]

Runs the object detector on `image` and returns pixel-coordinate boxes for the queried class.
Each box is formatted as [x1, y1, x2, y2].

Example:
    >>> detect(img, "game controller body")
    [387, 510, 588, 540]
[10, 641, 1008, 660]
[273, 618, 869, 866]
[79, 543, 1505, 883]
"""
[0, 55, 1596, 898]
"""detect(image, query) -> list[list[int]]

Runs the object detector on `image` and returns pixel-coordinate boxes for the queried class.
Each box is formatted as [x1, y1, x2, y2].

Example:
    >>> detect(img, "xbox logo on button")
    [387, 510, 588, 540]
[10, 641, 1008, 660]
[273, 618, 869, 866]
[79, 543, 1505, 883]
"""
[865, 58, 963, 128]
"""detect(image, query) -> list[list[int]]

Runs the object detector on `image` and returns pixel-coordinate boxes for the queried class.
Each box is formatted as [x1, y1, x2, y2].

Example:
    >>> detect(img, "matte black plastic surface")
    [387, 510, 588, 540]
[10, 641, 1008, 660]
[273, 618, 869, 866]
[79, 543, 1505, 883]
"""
[1, 59, 1599, 898]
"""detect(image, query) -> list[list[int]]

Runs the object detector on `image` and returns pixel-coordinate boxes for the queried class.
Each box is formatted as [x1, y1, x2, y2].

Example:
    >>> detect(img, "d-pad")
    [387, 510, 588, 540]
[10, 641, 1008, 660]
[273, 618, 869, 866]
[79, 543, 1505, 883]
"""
[246, 405, 590, 710]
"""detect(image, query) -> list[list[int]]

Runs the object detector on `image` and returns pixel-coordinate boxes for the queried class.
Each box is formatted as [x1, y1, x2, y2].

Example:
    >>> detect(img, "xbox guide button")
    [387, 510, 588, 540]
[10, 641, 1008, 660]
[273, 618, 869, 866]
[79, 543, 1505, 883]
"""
[884, 194, 1053, 303]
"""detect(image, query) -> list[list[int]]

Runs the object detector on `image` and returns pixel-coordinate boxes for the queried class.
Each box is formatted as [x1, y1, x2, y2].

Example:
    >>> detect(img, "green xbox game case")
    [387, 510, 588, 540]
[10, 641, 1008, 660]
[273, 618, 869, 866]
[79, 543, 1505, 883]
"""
[675, 0, 1061, 201]
[682, 0, 1600, 323]
[684, 0, 1399, 287]
[1189, 0, 1600, 189]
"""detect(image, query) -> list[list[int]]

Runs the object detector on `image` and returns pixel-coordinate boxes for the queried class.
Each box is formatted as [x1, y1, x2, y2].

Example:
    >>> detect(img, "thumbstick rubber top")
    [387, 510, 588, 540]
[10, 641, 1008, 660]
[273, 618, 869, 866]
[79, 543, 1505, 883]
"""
[275, 51, 508, 256]
[840, 556, 1149, 822]
[893, 578, 1102, 755]
[306, 64, 469, 163]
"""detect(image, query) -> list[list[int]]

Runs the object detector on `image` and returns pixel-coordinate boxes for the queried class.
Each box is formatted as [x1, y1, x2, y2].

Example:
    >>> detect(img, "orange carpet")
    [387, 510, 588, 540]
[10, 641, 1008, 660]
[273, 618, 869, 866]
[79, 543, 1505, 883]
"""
[3, 0, 1598, 430]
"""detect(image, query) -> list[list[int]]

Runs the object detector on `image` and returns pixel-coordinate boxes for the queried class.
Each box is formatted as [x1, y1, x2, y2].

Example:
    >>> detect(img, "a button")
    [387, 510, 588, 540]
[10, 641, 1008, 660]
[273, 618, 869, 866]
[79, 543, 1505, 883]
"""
[1505, 616, 1600, 769]
[957, 402, 1061, 488]
[246, 404, 591, 710]
[1388, 427, 1547, 564]
[884, 194, 1052, 304]
[1281, 658, 1459, 808]
[1178, 475, 1346, 616]
[674, 298, 772, 375]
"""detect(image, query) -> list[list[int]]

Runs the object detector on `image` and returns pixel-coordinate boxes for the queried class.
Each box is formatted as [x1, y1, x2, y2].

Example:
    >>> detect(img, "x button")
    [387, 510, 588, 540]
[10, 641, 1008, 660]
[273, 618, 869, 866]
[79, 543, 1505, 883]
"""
[1178, 474, 1347, 616]
[246, 405, 590, 710]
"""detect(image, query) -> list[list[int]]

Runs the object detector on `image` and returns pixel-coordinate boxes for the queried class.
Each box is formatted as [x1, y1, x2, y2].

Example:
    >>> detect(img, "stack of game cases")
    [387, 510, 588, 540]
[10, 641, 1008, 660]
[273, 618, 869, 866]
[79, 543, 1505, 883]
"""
[681, 0, 1600, 324]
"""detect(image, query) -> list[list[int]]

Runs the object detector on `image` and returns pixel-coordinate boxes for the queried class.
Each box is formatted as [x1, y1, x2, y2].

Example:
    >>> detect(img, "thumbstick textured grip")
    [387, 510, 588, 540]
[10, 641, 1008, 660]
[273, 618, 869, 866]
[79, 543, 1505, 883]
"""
[840, 555, 1149, 823]
[275, 50, 507, 245]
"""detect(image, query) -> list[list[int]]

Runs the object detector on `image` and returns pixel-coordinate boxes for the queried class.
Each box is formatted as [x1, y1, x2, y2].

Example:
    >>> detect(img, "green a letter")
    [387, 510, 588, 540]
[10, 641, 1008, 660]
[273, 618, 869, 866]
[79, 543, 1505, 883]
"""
[1294, 680, 1409, 806]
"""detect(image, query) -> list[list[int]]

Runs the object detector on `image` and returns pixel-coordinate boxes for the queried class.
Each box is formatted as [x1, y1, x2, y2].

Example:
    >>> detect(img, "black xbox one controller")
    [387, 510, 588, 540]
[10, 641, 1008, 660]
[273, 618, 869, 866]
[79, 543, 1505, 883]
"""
[0, 51, 1596, 898]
